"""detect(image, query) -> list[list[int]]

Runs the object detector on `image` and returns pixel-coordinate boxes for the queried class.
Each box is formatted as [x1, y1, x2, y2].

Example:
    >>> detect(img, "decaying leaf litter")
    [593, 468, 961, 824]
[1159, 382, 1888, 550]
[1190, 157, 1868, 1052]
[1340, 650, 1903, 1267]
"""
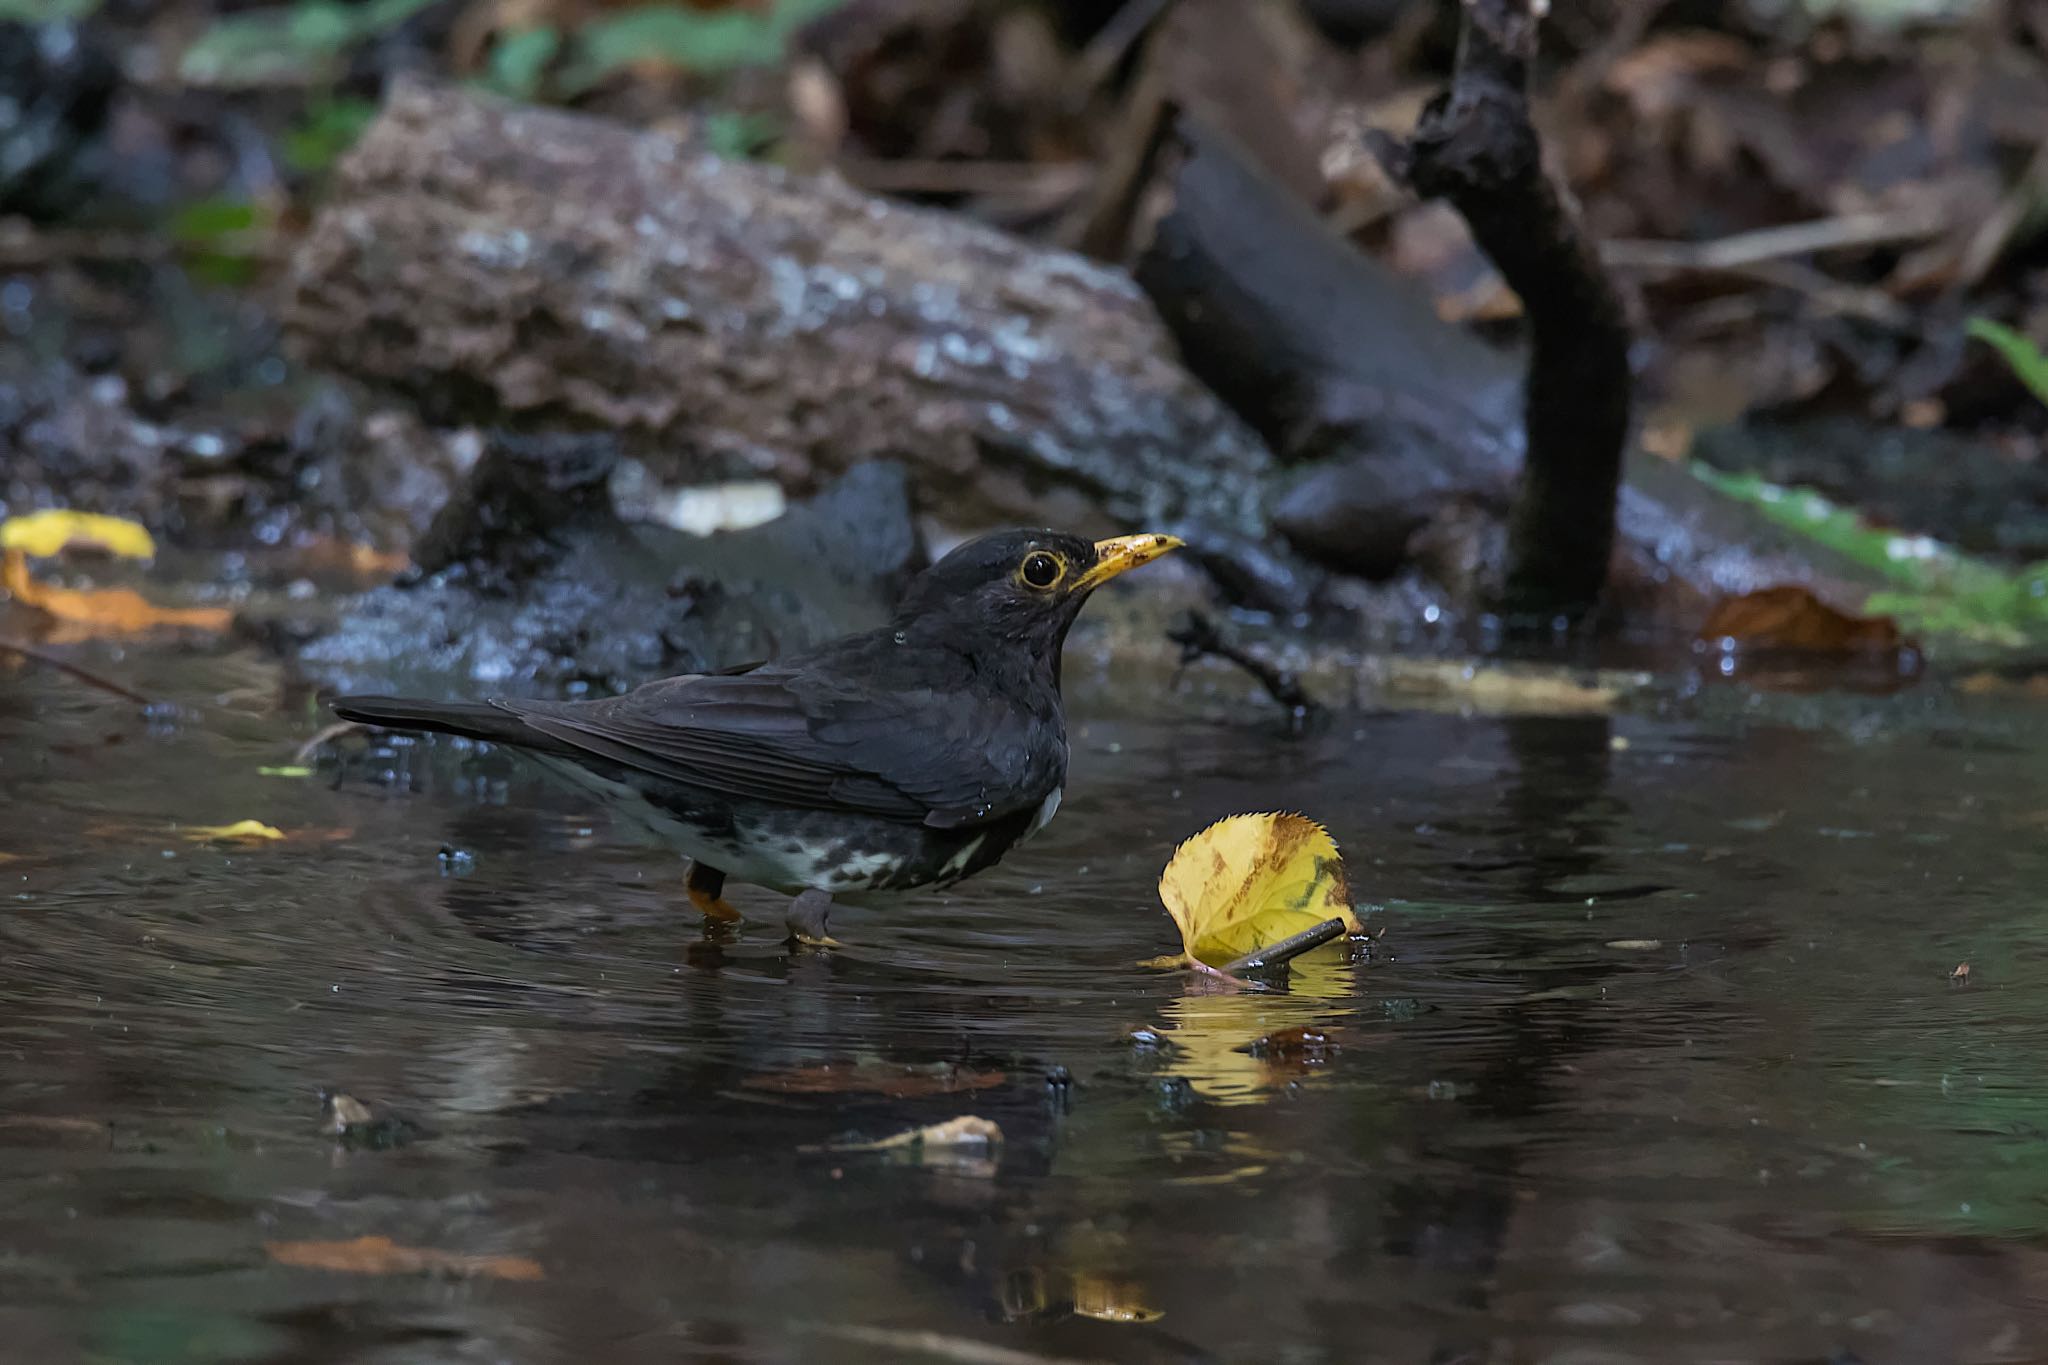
[5, 1, 2048, 1360]
[8, 0, 2048, 679]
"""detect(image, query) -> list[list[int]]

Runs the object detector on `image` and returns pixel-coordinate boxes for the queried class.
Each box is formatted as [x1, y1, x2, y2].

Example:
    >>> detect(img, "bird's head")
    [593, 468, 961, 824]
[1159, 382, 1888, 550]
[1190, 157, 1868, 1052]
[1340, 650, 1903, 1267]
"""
[892, 529, 1183, 660]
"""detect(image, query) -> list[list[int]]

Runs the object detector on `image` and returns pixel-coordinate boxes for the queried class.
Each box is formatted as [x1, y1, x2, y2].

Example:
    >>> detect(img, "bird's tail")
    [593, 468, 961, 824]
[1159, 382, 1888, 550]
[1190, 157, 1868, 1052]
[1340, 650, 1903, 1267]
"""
[330, 695, 539, 748]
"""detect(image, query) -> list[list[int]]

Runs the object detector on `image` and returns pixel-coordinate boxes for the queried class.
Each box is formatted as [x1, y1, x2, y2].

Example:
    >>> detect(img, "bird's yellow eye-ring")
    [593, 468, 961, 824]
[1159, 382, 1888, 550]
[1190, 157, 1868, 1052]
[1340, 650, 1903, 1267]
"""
[1019, 550, 1066, 590]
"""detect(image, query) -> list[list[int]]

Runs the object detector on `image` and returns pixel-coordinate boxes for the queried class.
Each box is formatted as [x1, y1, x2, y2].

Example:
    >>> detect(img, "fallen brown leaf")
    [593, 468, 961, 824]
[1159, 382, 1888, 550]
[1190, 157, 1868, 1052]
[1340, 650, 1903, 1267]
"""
[1699, 586, 1905, 655]
[1958, 671, 2048, 699]
[183, 820, 286, 844]
[0, 1115, 112, 1145]
[1240, 1024, 1343, 1062]
[741, 1062, 1005, 1098]
[264, 1235, 543, 1281]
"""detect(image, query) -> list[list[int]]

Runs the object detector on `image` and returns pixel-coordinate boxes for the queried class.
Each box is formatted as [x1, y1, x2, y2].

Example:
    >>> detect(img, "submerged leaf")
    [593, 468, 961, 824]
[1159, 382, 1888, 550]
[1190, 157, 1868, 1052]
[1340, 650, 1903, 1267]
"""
[1156, 814, 1362, 969]
[740, 1061, 1004, 1097]
[183, 820, 286, 843]
[264, 1235, 542, 1281]
[820, 1115, 1003, 1153]
[1072, 1275, 1165, 1324]
[3, 550, 233, 640]
[0, 510, 155, 560]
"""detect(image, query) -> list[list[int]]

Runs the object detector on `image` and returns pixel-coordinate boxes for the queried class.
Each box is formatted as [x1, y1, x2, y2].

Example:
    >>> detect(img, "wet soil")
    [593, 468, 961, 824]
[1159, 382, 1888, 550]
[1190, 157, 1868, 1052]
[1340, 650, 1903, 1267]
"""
[4, 645, 2046, 1363]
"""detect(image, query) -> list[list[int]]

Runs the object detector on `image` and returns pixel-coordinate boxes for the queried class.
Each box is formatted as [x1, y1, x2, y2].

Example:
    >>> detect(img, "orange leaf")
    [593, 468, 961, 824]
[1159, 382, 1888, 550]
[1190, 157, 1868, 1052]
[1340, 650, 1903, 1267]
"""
[1699, 586, 1904, 655]
[4, 548, 232, 640]
[264, 1236, 543, 1281]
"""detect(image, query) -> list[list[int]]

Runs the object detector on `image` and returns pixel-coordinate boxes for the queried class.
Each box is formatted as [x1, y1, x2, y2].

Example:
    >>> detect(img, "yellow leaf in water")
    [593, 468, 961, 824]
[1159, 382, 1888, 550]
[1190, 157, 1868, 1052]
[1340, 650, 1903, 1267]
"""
[184, 820, 286, 843]
[264, 1235, 543, 1281]
[1072, 1274, 1165, 1324]
[0, 509, 156, 559]
[4, 549, 232, 639]
[1157, 813, 1362, 968]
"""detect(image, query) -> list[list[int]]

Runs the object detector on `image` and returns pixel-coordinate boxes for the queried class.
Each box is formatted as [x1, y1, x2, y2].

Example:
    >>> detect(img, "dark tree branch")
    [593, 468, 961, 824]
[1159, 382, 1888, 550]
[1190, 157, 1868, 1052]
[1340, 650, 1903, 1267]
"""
[1371, 0, 1633, 620]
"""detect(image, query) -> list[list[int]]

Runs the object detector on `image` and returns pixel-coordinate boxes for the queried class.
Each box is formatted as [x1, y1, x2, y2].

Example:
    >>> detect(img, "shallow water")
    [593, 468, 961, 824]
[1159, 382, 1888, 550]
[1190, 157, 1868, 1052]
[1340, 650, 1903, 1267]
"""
[4, 649, 2047, 1364]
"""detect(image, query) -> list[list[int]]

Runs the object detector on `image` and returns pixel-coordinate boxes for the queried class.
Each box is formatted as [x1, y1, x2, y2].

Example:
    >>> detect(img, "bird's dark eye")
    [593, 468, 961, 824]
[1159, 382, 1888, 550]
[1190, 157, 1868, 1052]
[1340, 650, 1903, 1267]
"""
[1020, 551, 1064, 589]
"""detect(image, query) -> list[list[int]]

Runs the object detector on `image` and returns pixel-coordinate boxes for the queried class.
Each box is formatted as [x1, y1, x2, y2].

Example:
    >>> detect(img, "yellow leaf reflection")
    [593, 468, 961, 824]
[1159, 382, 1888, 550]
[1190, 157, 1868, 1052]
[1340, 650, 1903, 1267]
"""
[1158, 955, 1356, 1104]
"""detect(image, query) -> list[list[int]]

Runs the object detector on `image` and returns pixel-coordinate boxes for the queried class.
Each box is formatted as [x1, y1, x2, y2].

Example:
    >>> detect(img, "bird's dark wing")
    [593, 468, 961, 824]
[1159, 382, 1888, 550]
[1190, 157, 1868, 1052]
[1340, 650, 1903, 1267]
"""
[497, 644, 1060, 829]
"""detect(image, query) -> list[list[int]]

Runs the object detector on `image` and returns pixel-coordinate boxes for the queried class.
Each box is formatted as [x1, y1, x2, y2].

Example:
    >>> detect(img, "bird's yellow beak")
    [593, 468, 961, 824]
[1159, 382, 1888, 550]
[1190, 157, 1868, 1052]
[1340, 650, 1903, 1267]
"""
[1073, 533, 1184, 592]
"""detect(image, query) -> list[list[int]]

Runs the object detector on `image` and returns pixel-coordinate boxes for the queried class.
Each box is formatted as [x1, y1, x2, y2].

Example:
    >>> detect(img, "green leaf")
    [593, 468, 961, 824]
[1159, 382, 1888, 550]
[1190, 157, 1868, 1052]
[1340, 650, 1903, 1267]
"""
[702, 110, 780, 159]
[1692, 463, 2048, 649]
[483, 25, 562, 100]
[281, 96, 379, 175]
[166, 196, 272, 287]
[562, 0, 850, 92]
[0, 0, 101, 18]
[167, 197, 261, 244]
[1967, 317, 2048, 408]
[178, 0, 438, 86]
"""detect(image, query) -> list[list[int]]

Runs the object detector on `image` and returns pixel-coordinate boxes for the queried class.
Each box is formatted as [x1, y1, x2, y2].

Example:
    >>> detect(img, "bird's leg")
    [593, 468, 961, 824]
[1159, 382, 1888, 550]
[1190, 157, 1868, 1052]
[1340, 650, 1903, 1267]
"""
[685, 861, 742, 922]
[785, 889, 839, 947]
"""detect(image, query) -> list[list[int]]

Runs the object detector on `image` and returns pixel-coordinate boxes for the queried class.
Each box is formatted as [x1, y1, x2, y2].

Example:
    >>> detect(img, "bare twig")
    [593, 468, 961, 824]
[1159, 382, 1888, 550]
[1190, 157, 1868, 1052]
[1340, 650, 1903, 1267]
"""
[1073, 0, 1177, 92]
[293, 719, 363, 764]
[0, 638, 157, 708]
[1221, 917, 1350, 974]
[1957, 138, 2048, 289]
[1601, 208, 1951, 274]
[1168, 611, 1318, 729]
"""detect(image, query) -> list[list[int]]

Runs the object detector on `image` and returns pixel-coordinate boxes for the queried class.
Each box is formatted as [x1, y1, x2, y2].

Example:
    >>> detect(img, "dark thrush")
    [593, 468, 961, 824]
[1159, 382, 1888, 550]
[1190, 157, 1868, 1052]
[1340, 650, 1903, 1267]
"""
[330, 529, 1181, 942]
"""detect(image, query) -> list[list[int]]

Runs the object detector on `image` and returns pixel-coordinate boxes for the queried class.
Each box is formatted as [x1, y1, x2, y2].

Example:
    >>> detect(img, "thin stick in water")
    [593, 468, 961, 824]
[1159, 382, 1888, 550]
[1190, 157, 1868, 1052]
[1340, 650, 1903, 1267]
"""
[1221, 917, 1350, 975]
[0, 638, 157, 708]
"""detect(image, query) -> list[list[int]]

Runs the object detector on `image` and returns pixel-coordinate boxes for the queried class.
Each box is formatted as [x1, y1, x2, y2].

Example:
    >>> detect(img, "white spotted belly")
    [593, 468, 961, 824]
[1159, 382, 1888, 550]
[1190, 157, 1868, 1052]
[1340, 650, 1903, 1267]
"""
[526, 755, 915, 893]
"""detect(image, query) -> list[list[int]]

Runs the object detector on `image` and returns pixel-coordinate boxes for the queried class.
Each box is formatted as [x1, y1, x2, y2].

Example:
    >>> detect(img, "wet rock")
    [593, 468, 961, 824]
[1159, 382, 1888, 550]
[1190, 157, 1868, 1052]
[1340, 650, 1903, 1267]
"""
[319, 1090, 428, 1150]
[297, 451, 924, 698]
[0, 262, 463, 554]
[0, 22, 118, 221]
[405, 429, 621, 592]
[284, 81, 1301, 595]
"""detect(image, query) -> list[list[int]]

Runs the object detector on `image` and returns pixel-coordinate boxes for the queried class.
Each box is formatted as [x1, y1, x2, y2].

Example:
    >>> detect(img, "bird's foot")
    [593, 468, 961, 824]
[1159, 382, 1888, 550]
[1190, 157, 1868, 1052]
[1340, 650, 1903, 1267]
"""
[685, 861, 742, 923]
[785, 889, 840, 948]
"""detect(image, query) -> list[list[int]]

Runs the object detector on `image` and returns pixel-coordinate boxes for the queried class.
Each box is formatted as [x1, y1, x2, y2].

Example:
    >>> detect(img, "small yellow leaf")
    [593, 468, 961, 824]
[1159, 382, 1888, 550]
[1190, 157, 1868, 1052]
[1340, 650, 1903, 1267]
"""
[184, 820, 286, 843]
[0, 510, 156, 559]
[1157, 813, 1361, 968]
